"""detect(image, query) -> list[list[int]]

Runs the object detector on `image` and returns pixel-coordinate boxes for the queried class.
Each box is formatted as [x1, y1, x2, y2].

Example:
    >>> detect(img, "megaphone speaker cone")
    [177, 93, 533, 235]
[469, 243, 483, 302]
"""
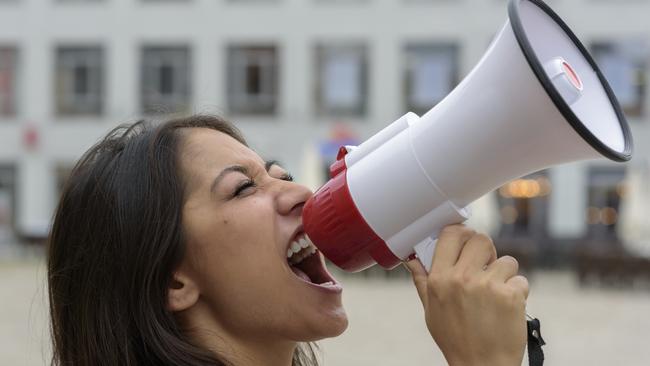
[509, 0, 633, 162]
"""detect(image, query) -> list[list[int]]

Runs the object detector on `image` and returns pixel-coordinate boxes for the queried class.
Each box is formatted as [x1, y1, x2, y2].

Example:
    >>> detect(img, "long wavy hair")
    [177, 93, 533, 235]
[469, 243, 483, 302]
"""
[47, 115, 319, 366]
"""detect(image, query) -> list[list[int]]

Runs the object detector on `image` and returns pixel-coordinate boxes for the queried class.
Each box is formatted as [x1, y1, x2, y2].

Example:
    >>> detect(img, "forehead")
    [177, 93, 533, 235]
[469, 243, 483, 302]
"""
[180, 128, 263, 173]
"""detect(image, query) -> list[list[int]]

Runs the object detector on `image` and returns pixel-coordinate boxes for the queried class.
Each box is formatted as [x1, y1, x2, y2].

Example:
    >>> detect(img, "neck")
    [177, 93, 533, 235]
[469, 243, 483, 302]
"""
[177, 301, 297, 366]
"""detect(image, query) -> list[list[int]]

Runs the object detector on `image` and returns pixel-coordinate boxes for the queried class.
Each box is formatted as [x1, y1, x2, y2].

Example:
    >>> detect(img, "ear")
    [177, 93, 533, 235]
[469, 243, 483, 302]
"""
[167, 270, 200, 312]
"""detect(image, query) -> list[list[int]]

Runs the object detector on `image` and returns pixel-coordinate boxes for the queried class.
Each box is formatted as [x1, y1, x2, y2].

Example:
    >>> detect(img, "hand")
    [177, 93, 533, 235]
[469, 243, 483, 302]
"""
[405, 224, 529, 366]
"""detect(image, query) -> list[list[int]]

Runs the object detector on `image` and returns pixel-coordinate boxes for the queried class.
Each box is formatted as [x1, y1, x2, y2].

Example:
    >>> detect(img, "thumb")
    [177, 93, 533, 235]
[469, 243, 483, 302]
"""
[404, 259, 428, 306]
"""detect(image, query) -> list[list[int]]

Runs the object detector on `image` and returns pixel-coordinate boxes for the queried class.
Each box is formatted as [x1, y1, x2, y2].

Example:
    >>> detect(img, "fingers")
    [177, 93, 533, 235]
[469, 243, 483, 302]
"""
[455, 233, 497, 273]
[404, 259, 428, 304]
[506, 275, 530, 300]
[404, 257, 427, 278]
[431, 225, 476, 272]
[485, 255, 519, 282]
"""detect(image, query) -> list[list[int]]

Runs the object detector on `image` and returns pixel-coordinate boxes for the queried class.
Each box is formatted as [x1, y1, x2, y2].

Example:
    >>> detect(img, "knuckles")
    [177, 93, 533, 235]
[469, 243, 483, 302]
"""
[499, 285, 527, 309]
[472, 232, 494, 245]
[449, 270, 473, 289]
[468, 233, 495, 252]
[428, 268, 481, 300]
[428, 226, 525, 309]
[499, 255, 519, 272]
[427, 268, 525, 308]
[439, 224, 476, 239]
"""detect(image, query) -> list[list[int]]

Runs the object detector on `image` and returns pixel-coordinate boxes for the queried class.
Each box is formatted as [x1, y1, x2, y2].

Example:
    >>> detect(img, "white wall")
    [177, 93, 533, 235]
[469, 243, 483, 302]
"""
[0, 0, 648, 238]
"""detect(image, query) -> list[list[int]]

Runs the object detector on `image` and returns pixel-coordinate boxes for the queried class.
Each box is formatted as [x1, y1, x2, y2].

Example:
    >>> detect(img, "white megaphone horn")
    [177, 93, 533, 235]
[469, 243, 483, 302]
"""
[302, 0, 634, 272]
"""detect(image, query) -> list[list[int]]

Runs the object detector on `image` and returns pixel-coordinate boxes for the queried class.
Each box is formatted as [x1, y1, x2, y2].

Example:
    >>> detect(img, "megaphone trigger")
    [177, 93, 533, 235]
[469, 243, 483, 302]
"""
[413, 237, 437, 273]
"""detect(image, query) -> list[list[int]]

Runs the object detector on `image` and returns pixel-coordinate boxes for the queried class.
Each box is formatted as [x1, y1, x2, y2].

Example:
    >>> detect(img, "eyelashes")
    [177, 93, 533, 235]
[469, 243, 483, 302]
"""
[232, 173, 294, 198]
[233, 179, 256, 197]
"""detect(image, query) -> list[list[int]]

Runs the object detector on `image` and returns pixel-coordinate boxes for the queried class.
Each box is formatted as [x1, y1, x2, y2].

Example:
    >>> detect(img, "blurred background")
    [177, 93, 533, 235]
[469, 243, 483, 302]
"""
[0, 0, 649, 365]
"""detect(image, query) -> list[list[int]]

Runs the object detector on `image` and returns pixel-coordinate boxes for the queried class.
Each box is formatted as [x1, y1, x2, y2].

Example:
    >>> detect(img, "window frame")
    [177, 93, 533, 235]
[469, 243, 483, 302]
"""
[0, 46, 18, 117]
[403, 42, 459, 116]
[591, 40, 647, 120]
[140, 45, 193, 115]
[314, 42, 368, 117]
[54, 45, 105, 117]
[226, 44, 279, 116]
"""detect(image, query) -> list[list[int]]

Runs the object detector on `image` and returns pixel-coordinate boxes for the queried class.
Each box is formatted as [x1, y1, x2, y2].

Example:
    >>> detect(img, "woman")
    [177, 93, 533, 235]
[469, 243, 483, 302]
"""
[48, 115, 529, 366]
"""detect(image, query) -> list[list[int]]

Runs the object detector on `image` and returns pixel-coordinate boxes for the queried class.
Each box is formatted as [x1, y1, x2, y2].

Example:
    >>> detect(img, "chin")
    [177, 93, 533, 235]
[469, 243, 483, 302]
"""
[325, 313, 349, 338]
[323, 309, 349, 337]
[300, 308, 349, 342]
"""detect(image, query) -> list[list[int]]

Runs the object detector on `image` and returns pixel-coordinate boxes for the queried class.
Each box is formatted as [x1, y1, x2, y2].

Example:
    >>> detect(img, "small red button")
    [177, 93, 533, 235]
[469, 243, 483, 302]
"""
[562, 61, 583, 90]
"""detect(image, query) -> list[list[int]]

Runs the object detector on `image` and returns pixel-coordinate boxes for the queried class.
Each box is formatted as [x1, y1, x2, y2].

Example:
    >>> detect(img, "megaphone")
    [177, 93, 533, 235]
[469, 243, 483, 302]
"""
[302, 0, 634, 272]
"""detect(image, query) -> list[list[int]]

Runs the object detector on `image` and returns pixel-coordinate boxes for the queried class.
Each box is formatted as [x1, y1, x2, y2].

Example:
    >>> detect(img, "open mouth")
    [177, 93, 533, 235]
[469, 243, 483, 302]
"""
[286, 234, 342, 292]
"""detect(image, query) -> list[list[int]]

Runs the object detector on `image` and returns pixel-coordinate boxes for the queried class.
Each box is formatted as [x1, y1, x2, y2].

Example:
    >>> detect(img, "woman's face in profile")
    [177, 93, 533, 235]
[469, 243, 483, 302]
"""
[176, 127, 348, 343]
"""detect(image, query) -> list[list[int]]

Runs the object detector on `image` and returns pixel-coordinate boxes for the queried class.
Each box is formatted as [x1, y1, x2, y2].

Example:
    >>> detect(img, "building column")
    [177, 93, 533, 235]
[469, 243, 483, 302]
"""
[17, 154, 53, 239]
[549, 164, 587, 239]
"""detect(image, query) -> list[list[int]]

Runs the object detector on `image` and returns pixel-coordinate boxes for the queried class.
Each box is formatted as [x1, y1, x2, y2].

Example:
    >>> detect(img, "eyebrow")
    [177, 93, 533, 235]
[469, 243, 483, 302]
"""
[210, 160, 280, 193]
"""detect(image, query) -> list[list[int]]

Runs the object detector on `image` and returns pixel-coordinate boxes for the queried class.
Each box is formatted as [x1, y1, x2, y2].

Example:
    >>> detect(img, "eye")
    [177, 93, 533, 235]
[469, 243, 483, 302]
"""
[233, 179, 257, 197]
[280, 173, 294, 182]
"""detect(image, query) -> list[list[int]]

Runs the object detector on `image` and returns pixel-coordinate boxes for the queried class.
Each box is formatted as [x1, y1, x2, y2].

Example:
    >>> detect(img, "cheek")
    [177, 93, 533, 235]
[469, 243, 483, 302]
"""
[215, 198, 277, 259]
[191, 198, 286, 298]
[184, 197, 345, 339]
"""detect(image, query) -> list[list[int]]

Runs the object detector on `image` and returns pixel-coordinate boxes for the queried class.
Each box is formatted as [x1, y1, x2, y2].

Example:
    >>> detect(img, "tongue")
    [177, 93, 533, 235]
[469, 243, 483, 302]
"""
[290, 266, 313, 283]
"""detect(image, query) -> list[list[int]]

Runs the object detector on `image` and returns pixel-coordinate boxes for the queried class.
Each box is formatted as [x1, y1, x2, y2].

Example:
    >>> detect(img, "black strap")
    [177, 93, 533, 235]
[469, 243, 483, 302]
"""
[527, 318, 546, 366]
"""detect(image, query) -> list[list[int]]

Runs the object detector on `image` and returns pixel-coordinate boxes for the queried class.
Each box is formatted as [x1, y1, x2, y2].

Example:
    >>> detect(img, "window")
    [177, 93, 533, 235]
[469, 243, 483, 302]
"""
[496, 171, 551, 239]
[227, 45, 278, 115]
[315, 43, 367, 116]
[141, 46, 192, 114]
[404, 43, 458, 115]
[0, 47, 18, 116]
[591, 40, 647, 119]
[0, 166, 15, 243]
[585, 167, 626, 240]
[55, 46, 104, 116]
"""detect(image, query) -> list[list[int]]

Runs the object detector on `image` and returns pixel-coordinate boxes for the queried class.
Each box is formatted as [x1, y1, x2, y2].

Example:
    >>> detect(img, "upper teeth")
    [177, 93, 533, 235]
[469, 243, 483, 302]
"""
[287, 235, 317, 264]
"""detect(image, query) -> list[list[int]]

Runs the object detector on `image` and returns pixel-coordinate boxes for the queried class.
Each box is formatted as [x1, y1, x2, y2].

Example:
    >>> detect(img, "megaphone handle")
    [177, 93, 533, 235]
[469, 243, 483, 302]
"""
[414, 236, 437, 272]
[399, 202, 470, 272]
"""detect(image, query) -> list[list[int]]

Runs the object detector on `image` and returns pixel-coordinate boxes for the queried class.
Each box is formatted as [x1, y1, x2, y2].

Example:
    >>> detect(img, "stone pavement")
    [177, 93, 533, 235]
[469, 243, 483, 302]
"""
[1, 260, 649, 365]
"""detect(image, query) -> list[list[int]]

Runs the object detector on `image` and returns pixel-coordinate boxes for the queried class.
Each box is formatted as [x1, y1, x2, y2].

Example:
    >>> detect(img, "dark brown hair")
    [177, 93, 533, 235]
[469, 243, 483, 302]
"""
[47, 115, 318, 366]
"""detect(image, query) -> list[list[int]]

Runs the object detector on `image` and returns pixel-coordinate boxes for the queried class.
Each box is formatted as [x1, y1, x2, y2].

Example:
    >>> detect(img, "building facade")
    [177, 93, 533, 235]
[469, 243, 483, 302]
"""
[0, 0, 648, 263]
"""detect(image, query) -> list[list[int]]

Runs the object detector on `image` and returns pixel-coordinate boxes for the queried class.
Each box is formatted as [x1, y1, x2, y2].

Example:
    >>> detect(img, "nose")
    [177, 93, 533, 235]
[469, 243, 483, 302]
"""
[276, 180, 313, 217]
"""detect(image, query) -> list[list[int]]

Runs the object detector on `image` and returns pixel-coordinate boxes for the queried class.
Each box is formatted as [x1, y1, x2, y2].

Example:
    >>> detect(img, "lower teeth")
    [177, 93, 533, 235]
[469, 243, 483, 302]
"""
[320, 281, 334, 286]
